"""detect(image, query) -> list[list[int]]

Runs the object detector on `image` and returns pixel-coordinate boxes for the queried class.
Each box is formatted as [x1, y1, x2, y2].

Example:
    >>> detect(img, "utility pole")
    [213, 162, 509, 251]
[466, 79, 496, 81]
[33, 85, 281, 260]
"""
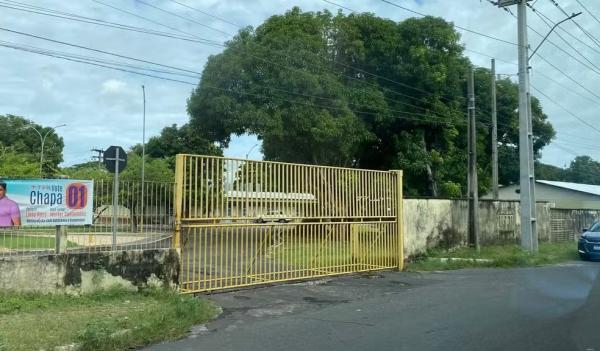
[91, 148, 104, 165]
[517, 0, 536, 252]
[141, 85, 146, 232]
[491, 59, 499, 200]
[467, 65, 480, 251]
[497, 0, 576, 251]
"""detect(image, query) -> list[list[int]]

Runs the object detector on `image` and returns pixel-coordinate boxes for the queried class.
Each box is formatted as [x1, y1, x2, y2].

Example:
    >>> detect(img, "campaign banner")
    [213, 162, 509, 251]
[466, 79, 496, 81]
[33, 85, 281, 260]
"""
[0, 179, 94, 226]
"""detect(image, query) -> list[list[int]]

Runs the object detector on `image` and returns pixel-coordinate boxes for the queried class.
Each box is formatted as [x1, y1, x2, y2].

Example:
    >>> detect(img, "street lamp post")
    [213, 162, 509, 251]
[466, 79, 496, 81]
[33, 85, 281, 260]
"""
[23, 124, 66, 177]
[246, 143, 259, 160]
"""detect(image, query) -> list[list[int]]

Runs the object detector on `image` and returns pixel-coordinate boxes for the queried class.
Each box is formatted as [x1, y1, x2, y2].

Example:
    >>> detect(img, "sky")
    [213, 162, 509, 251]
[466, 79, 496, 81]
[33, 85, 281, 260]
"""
[1, 0, 600, 169]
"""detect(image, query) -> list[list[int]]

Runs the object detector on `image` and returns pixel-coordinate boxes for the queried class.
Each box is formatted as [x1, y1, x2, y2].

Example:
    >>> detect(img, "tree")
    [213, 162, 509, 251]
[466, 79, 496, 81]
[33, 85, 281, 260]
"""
[566, 156, 600, 185]
[535, 162, 567, 182]
[0, 114, 64, 175]
[131, 123, 222, 169]
[0, 146, 38, 177]
[185, 8, 555, 197]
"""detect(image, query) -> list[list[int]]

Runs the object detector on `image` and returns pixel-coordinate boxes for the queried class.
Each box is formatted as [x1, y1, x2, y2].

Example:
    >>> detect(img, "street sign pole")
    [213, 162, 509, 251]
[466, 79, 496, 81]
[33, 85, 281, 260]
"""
[103, 145, 127, 251]
[112, 147, 120, 251]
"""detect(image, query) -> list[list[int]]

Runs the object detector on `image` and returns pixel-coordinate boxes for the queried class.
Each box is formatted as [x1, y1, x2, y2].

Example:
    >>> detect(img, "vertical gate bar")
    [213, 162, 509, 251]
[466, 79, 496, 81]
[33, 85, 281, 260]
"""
[394, 170, 404, 270]
[173, 155, 184, 251]
[223, 226, 227, 288]
[193, 158, 197, 219]
[234, 226, 239, 287]
[246, 159, 251, 219]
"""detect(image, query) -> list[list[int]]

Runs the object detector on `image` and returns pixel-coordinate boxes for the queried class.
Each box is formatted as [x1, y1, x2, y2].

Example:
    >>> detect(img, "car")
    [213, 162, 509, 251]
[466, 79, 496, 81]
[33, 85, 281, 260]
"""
[578, 221, 600, 260]
[254, 210, 292, 224]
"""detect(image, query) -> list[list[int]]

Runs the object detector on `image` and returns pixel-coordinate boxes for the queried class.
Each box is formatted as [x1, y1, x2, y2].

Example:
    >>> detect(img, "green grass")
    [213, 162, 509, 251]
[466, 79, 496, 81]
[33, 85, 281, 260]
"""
[270, 240, 397, 269]
[408, 242, 579, 271]
[0, 236, 79, 250]
[0, 288, 217, 351]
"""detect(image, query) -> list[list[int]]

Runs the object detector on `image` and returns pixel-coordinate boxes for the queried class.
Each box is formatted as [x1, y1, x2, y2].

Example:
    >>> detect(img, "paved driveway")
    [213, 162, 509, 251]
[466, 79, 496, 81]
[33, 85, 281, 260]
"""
[145, 262, 600, 351]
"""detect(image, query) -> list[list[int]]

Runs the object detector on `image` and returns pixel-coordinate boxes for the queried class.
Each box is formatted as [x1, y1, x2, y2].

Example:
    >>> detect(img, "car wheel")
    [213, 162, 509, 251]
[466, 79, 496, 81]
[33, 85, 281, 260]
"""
[580, 253, 589, 261]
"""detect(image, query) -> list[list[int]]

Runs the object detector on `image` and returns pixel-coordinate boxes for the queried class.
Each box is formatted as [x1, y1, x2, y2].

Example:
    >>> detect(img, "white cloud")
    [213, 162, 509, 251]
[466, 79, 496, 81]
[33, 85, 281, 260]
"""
[101, 79, 128, 95]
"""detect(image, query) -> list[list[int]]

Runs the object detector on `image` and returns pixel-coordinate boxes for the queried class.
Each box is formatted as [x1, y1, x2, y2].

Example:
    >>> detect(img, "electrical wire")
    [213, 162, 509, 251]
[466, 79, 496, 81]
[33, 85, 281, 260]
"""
[530, 83, 600, 135]
[167, 0, 241, 28]
[1, 42, 487, 129]
[134, 0, 233, 37]
[0, 0, 222, 46]
[377, 0, 519, 46]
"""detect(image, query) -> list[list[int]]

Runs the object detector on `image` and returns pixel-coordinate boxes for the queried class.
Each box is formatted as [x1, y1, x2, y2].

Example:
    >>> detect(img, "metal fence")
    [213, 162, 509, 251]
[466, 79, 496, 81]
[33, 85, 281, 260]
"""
[0, 179, 174, 258]
[174, 154, 403, 293]
[550, 208, 600, 242]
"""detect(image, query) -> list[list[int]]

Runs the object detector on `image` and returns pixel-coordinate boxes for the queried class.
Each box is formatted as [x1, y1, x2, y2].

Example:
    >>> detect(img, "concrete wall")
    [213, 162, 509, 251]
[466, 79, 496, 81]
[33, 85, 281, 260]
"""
[403, 199, 553, 257]
[0, 249, 179, 294]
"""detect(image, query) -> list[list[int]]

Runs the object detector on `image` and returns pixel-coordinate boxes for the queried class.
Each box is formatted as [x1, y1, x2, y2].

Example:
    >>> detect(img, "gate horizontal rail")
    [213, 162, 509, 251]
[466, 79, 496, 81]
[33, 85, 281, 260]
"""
[174, 154, 403, 293]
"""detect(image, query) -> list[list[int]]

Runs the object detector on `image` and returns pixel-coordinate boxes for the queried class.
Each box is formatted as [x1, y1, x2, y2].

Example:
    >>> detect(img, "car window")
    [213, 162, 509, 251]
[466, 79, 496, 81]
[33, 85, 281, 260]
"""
[589, 222, 600, 232]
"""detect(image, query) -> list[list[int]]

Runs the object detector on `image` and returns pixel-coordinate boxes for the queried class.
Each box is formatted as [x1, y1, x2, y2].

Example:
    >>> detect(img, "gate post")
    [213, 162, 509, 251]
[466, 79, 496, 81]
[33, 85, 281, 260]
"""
[173, 154, 185, 250]
[392, 170, 404, 271]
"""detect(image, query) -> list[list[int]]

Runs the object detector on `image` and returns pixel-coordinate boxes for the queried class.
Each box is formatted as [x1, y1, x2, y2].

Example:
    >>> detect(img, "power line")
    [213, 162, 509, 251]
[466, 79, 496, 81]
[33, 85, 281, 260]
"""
[2, 38, 473, 126]
[535, 53, 600, 103]
[134, 0, 233, 37]
[377, 0, 519, 46]
[89, 0, 221, 45]
[0, 27, 202, 75]
[167, 0, 241, 28]
[2, 26, 467, 125]
[0, 39, 200, 79]
[496, 3, 600, 83]
[531, 4, 600, 57]
[1, 42, 486, 129]
[132, 0, 469, 105]
[529, 5, 600, 76]
[574, 0, 600, 27]
[530, 83, 600, 135]
[19, 0, 471, 113]
[90, 0, 463, 111]
[0, 0, 222, 46]
[549, 0, 600, 48]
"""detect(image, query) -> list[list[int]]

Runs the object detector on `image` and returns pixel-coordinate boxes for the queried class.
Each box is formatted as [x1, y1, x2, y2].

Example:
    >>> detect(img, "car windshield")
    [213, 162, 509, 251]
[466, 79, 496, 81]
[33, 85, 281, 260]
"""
[589, 222, 600, 232]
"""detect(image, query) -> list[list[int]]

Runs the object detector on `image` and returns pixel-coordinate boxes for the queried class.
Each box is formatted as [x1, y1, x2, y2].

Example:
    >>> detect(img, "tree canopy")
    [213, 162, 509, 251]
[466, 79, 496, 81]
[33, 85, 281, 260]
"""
[0, 114, 64, 176]
[186, 8, 555, 197]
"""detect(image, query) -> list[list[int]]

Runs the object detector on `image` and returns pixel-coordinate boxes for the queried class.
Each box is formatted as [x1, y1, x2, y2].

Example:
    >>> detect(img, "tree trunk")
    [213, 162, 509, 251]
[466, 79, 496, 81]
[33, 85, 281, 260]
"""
[421, 132, 438, 197]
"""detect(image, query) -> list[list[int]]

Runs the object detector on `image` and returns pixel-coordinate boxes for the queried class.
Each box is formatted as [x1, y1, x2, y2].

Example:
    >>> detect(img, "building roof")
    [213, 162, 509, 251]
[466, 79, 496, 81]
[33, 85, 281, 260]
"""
[225, 190, 316, 201]
[537, 180, 600, 196]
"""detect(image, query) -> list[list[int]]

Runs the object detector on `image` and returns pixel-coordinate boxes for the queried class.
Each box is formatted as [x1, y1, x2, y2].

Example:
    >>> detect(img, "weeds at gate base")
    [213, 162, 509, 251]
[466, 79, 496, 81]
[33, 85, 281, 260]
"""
[408, 242, 578, 271]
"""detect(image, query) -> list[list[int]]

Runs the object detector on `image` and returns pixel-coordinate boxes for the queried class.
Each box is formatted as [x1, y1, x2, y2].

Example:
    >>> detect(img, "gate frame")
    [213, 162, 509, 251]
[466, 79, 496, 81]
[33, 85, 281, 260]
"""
[173, 154, 404, 292]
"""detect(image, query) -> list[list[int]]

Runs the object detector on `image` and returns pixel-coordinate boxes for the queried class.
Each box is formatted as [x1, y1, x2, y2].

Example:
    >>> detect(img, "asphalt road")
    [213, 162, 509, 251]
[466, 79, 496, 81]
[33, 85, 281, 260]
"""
[145, 262, 600, 351]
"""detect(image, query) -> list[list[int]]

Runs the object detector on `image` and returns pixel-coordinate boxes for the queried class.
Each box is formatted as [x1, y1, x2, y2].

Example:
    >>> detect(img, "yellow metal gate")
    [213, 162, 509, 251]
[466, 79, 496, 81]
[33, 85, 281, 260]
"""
[173, 154, 403, 293]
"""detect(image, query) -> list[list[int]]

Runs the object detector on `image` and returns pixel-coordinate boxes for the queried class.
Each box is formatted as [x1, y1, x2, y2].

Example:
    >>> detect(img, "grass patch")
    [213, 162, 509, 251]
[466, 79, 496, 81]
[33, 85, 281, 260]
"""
[408, 242, 579, 271]
[0, 236, 78, 250]
[0, 288, 217, 351]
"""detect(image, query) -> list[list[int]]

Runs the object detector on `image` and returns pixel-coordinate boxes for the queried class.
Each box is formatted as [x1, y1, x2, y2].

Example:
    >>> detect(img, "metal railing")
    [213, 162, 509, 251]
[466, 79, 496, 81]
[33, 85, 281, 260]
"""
[0, 179, 174, 258]
[174, 155, 403, 293]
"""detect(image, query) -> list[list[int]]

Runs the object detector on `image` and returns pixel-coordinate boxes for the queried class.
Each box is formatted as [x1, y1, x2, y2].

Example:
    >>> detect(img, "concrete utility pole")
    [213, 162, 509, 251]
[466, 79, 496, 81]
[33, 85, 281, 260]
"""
[517, 0, 536, 252]
[491, 59, 499, 200]
[497, 0, 576, 251]
[141, 85, 146, 232]
[467, 65, 480, 251]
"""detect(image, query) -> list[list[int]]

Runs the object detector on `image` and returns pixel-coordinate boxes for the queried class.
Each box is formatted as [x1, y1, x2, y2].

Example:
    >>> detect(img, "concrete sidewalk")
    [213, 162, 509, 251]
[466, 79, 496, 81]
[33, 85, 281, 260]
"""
[145, 263, 600, 351]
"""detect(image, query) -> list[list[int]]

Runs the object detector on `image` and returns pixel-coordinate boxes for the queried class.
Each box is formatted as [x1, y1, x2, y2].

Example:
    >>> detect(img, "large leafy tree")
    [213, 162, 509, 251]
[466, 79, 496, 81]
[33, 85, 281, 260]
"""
[186, 8, 555, 197]
[0, 114, 64, 175]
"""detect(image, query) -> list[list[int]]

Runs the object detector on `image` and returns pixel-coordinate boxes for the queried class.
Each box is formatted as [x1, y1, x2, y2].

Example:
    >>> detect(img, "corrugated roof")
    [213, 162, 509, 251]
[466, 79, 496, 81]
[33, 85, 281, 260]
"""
[537, 180, 600, 196]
